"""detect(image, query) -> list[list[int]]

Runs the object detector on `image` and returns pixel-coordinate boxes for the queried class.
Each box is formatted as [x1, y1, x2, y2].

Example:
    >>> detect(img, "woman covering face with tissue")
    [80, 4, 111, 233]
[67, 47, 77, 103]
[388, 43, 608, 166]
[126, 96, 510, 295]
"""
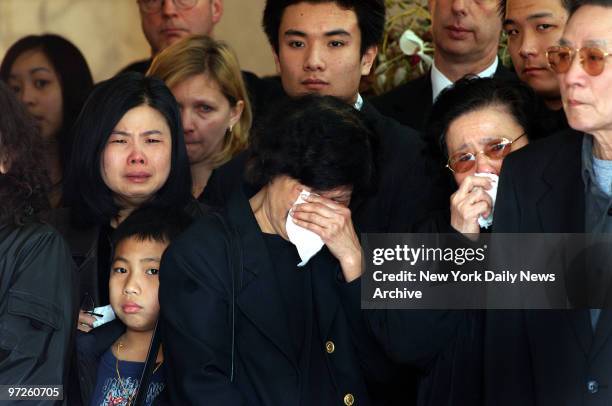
[159, 95, 379, 405]
[429, 77, 538, 234]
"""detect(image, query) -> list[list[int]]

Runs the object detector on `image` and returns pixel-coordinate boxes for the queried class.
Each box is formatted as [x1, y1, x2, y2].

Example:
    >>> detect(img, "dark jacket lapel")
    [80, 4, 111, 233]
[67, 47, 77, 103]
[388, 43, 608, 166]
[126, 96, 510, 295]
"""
[591, 310, 612, 359]
[225, 185, 297, 368]
[538, 132, 585, 233]
[410, 74, 433, 130]
[537, 132, 591, 354]
[565, 311, 593, 357]
[309, 248, 341, 341]
[493, 63, 517, 81]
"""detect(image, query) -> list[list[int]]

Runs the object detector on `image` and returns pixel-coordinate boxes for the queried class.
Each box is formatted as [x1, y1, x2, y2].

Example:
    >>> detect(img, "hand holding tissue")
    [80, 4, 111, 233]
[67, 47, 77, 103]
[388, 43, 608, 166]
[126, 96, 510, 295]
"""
[286, 191, 324, 266]
[474, 173, 499, 229]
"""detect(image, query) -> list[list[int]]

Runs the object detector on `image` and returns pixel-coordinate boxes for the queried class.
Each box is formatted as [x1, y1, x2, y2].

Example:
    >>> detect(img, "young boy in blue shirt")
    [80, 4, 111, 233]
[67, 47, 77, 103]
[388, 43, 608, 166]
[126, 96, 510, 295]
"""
[76, 207, 191, 406]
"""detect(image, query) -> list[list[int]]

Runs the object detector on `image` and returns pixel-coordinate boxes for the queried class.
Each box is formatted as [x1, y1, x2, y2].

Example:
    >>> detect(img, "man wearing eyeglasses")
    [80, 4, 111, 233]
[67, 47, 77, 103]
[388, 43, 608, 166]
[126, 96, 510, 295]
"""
[122, 0, 278, 115]
[488, 0, 612, 404]
[122, 0, 222, 73]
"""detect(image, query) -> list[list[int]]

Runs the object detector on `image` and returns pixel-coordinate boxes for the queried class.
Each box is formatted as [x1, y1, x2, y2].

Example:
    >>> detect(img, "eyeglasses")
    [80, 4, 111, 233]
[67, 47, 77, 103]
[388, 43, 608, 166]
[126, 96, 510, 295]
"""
[138, 0, 198, 14]
[446, 133, 526, 174]
[546, 46, 612, 76]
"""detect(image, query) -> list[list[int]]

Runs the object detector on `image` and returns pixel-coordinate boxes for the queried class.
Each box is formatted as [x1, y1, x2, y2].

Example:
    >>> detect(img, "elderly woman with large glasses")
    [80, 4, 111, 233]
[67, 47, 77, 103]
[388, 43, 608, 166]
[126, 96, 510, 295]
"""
[427, 76, 539, 234]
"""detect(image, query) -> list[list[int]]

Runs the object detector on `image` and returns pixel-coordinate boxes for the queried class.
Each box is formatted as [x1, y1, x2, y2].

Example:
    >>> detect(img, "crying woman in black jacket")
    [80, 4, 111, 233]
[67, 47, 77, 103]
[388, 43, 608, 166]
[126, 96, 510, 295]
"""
[0, 80, 77, 404]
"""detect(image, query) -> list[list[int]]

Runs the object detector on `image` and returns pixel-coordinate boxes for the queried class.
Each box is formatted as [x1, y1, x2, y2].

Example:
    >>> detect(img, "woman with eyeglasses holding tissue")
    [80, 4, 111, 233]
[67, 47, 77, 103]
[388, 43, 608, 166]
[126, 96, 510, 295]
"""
[158, 95, 383, 405]
[426, 76, 540, 235]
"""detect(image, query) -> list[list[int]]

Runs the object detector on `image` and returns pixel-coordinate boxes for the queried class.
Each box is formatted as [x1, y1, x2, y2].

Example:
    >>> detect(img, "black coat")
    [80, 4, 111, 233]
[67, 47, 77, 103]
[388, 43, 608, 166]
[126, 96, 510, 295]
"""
[0, 222, 77, 405]
[353, 101, 445, 233]
[74, 320, 124, 406]
[489, 130, 612, 405]
[204, 100, 445, 233]
[159, 185, 386, 406]
[73, 320, 169, 406]
[369, 63, 516, 132]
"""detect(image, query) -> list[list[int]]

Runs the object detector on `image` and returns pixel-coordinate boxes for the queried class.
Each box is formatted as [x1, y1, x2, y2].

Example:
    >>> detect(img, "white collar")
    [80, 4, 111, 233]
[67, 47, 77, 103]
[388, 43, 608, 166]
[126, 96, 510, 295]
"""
[430, 57, 499, 102]
[354, 93, 364, 111]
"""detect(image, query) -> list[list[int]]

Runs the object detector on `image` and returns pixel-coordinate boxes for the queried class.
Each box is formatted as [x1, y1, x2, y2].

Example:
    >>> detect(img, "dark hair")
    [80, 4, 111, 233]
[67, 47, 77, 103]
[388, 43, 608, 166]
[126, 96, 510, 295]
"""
[247, 94, 374, 194]
[0, 82, 49, 225]
[262, 0, 385, 55]
[498, 0, 574, 17]
[427, 76, 539, 157]
[0, 34, 94, 172]
[570, 0, 612, 15]
[63, 72, 192, 226]
[112, 206, 192, 247]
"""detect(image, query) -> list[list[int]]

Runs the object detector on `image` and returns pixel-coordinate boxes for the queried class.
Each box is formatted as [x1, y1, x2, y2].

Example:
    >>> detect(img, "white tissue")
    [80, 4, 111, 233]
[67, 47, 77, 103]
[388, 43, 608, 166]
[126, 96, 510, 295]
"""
[91, 304, 116, 328]
[475, 173, 499, 229]
[286, 191, 324, 267]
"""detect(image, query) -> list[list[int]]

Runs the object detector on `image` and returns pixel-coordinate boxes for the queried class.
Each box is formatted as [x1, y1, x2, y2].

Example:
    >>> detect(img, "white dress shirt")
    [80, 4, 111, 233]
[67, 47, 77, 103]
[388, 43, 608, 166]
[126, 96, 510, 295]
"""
[430, 57, 499, 102]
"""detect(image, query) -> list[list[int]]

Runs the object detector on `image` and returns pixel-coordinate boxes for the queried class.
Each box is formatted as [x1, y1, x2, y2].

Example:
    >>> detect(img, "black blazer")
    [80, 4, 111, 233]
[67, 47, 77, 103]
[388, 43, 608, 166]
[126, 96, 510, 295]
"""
[488, 130, 612, 405]
[204, 100, 445, 233]
[370, 63, 515, 132]
[73, 320, 169, 406]
[159, 185, 385, 405]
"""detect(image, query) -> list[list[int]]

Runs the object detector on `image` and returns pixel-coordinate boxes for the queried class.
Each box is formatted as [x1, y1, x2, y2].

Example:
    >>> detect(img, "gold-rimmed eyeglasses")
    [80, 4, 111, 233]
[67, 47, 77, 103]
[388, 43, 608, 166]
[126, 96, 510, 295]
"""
[446, 133, 527, 174]
[546, 45, 612, 76]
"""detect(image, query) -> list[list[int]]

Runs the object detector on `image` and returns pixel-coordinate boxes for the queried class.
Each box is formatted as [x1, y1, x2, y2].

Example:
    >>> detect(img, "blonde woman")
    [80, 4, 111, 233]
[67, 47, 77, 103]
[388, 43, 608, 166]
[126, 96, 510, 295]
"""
[148, 35, 251, 200]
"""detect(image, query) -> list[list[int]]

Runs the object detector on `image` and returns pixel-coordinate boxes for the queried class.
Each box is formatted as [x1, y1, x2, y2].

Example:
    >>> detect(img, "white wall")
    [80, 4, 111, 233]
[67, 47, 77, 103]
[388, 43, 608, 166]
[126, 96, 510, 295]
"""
[0, 0, 276, 82]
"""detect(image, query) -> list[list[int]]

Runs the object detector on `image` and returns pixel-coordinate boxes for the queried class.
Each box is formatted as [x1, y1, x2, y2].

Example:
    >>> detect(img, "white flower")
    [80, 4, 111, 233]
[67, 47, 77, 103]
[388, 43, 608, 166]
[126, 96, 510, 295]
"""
[399, 29, 424, 56]
[398, 29, 433, 67]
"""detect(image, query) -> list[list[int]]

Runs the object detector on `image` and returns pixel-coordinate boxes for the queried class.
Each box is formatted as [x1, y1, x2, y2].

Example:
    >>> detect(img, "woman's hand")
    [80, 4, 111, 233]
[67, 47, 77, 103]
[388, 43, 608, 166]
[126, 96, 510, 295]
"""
[290, 194, 362, 282]
[450, 175, 493, 235]
[77, 310, 96, 333]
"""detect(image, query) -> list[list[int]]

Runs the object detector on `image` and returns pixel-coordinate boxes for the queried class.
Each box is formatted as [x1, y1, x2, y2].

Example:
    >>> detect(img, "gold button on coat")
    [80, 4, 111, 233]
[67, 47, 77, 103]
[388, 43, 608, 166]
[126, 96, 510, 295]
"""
[344, 393, 354, 405]
[325, 340, 335, 353]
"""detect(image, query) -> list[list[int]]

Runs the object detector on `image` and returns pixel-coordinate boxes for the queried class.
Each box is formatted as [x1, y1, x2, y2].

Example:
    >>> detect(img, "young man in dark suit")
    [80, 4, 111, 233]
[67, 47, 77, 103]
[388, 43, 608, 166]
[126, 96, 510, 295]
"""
[207, 0, 445, 235]
[501, 0, 571, 136]
[489, 1, 612, 403]
[371, 0, 514, 132]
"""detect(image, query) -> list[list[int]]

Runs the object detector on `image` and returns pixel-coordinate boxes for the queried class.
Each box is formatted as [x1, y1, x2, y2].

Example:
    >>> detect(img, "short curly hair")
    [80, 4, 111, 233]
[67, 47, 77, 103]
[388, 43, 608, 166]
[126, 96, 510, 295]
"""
[246, 94, 374, 194]
[0, 81, 49, 225]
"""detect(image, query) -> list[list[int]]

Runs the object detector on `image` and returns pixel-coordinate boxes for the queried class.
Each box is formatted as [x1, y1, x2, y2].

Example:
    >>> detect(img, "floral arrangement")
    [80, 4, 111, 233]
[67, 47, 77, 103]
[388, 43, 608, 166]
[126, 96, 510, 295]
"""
[370, 0, 433, 96]
[368, 0, 511, 96]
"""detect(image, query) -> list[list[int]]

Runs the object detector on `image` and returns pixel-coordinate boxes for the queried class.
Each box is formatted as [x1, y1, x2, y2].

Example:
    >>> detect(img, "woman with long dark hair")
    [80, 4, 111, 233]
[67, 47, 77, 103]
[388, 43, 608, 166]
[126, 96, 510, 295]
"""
[52, 72, 201, 333]
[1, 34, 94, 207]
